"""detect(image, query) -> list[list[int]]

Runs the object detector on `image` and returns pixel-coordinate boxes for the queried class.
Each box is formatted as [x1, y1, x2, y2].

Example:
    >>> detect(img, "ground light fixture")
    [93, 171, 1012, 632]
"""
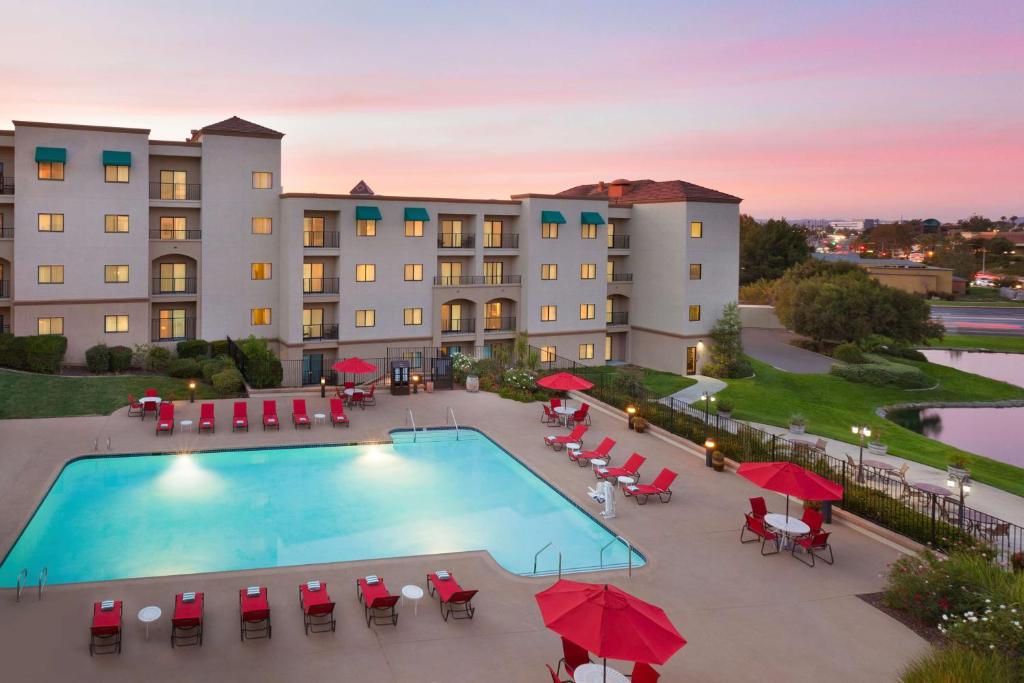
[704, 438, 716, 468]
[412, 374, 421, 394]
[320, 376, 326, 398]
[626, 405, 637, 429]
[188, 380, 196, 403]
[851, 425, 871, 482]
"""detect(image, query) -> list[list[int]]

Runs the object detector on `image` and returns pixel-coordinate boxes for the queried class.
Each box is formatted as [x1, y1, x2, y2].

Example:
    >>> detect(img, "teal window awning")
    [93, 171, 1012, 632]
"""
[102, 150, 132, 167]
[356, 206, 382, 221]
[35, 147, 67, 164]
[404, 207, 430, 222]
[541, 210, 566, 224]
[581, 211, 606, 225]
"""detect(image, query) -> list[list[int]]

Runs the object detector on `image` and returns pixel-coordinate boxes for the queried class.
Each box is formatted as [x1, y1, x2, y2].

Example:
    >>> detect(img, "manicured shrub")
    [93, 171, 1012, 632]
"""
[883, 551, 992, 627]
[167, 357, 202, 379]
[900, 646, 1018, 683]
[176, 339, 211, 359]
[24, 335, 67, 374]
[201, 355, 233, 382]
[830, 360, 932, 389]
[209, 339, 229, 358]
[85, 344, 111, 373]
[501, 367, 536, 391]
[108, 346, 133, 372]
[498, 386, 537, 403]
[0, 333, 26, 370]
[833, 342, 866, 364]
[145, 346, 173, 373]
[238, 337, 283, 389]
[212, 367, 245, 396]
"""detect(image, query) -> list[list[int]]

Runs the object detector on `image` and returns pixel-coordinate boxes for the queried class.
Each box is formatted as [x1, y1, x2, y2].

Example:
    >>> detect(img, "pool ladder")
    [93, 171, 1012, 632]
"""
[600, 536, 633, 578]
[406, 408, 420, 442]
[446, 407, 460, 440]
[532, 542, 563, 579]
[15, 566, 47, 602]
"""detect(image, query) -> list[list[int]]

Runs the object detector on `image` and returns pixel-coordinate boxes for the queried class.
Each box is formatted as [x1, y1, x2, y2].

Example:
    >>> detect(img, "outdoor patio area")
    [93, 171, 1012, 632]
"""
[0, 387, 929, 681]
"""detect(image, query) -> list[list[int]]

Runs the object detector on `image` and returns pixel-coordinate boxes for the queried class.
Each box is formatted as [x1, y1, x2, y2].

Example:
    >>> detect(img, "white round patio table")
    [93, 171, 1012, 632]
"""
[572, 663, 629, 683]
[313, 413, 326, 425]
[138, 605, 161, 640]
[401, 584, 424, 615]
[179, 419, 193, 432]
[764, 513, 810, 550]
[138, 396, 161, 419]
[554, 406, 575, 427]
[343, 388, 356, 396]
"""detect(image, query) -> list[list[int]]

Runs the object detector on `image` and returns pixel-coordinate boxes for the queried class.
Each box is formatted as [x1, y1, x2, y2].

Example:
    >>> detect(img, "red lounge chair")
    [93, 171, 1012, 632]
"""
[262, 400, 279, 430]
[356, 576, 400, 628]
[426, 571, 478, 621]
[171, 592, 204, 647]
[298, 581, 336, 635]
[544, 424, 587, 451]
[740, 513, 780, 555]
[89, 600, 123, 656]
[239, 586, 271, 641]
[792, 530, 834, 567]
[569, 437, 614, 467]
[292, 399, 311, 428]
[232, 402, 249, 432]
[623, 468, 678, 504]
[632, 662, 661, 682]
[127, 394, 143, 418]
[156, 402, 175, 435]
[329, 398, 349, 428]
[556, 636, 592, 680]
[594, 452, 645, 483]
[569, 403, 591, 426]
[362, 383, 376, 407]
[198, 402, 215, 433]
[750, 496, 769, 520]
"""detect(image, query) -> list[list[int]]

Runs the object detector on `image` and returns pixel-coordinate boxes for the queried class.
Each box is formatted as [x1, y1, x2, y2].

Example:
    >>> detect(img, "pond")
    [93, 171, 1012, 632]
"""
[887, 405, 1024, 467]
[921, 349, 1024, 387]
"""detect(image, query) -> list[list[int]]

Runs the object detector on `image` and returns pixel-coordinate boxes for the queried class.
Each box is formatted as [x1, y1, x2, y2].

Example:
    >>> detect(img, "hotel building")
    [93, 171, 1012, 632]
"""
[0, 117, 740, 384]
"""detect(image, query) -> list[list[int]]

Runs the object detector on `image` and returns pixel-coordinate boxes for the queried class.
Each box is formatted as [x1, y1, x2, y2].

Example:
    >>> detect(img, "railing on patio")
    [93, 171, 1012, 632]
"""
[607, 311, 629, 326]
[607, 273, 633, 283]
[151, 316, 196, 342]
[151, 277, 197, 295]
[302, 277, 340, 294]
[438, 232, 474, 248]
[149, 182, 201, 201]
[433, 275, 521, 286]
[484, 316, 516, 333]
[303, 231, 340, 248]
[442, 319, 475, 334]
[303, 323, 340, 341]
[608, 234, 630, 249]
[483, 233, 519, 248]
[0, 279, 8, 298]
[0, 227, 12, 238]
[149, 228, 202, 240]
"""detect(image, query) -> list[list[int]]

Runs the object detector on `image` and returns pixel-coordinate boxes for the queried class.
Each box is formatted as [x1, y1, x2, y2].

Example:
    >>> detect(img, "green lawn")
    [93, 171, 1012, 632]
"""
[0, 370, 219, 419]
[925, 334, 1024, 353]
[715, 357, 1024, 496]
[579, 364, 697, 397]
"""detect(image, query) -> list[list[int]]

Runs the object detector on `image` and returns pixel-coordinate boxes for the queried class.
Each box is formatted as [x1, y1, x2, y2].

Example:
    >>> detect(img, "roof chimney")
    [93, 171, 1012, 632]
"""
[607, 178, 631, 199]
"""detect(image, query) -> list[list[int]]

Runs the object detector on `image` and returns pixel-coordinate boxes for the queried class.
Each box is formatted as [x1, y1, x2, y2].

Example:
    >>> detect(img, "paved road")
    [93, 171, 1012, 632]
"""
[931, 306, 1024, 336]
[741, 328, 835, 373]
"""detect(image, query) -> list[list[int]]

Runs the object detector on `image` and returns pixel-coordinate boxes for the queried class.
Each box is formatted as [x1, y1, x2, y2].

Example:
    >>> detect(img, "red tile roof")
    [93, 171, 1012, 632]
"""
[190, 116, 284, 141]
[556, 179, 741, 205]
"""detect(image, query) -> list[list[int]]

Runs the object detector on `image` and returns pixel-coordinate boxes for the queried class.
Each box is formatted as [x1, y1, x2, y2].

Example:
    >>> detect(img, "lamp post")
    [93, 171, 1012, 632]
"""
[626, 405, 637, 430]
[851, 425, 871, 483]
[701, 392, 716, 423]
[946, 472, 971, 530]
[320, 376, 326, 398]
[704, 438, 716, 468]
[188, 380, 196, 404]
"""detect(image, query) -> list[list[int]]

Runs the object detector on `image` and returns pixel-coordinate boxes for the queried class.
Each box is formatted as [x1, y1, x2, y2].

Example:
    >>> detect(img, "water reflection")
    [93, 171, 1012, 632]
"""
[922, 349, 1024, 387]
[888, 406, 1024, 467]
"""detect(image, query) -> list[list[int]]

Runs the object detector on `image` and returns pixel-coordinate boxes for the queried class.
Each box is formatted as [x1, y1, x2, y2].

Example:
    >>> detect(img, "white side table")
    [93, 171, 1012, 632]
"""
[401, 584, 424, 615]
[313, 413, 326, 425]
[138, 605, 161, 640]
[566, 442, 580, 454]
[591, 458, 608, 468]
[180, 420, 193, 433]
[617, 475, 636, 487]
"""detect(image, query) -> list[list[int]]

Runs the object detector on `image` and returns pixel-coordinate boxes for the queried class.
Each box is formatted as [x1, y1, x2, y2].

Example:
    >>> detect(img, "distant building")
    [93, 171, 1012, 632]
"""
[827, 219, 878, 231]
[813, 253, 953, 296]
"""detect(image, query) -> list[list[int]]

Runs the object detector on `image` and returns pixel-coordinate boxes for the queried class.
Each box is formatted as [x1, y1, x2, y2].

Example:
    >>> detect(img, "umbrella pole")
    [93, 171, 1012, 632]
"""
[786, 495, 790, 520]
[604, 657, 607, 683]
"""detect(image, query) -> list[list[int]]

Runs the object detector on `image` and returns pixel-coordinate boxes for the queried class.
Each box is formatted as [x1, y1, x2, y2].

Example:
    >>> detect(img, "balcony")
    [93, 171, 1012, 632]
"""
[484, 316, 516, 333]
[438, 233, 474, 249]
[304, 231, 340, 248]
[0, 280, 8, 298]
[483, 233, 519, 249]
[607, 311, 629, 326]
[303, 323, 340, 341]
[433, 275, 522, 286]
[608, 273, 634, 283]
[0, 228, 11, 239]
[0, 325, 8, 335]
[149, 182, 201, 201]
[441, 318, 475, 335]
[0, 176, 13, 195]
[149, 228, 202, 241]
[608, 234, 630, 249]
[151, 316, 196, 342]
[152, 277, 197, 296]
[302, 277, 340, 295]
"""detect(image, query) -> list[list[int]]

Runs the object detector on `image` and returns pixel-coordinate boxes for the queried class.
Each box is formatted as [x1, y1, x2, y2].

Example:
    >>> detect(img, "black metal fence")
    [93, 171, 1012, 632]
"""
[148, 228, 202, 240]
[0, 176, 14, 195]
[149, 182, 201, 201]
[484, 233, 519, 248]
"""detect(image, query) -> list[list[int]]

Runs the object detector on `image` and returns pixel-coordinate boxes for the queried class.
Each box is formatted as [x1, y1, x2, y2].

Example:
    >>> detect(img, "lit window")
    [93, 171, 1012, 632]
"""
[541, 305, 557, 322]
[541, 223, 559, 239]
[690, 221, 703, 238]
[37, 161, 64, 181]
[579, 303, 596, 320]
[484, 220, 504, 247]
[356, 309, 375, 327]
[251, 308, 272, 325]
[607, 222, 616, 248]
[38, 213, 64, 232]
[405, 220, 423, 237]
[356, 264, 376, 282]
[404, 264, 423, 281]
[541, 264, 558, 280]
[160, 216, 187, 240]
[580, 263, 596, 279]
[37, 317, 63, 334]
[159, 170, 187, 199]
[252, 171, 273, 189]
[404, 307, 423, 325]
[104, 314, 129, 333]
[581, 224, 597, 239]
[403, 350, 424, 368]
[104, 165, 129, 183]
[37, 265, 64, 284]
[104, 265, 129, 283]
[303, 216, 324, 245]
[540, 346, 556, 362]
[689, 305, 701, 321]
[690, 264, 702, 280]
[105, 214, 129, 233]
[251, 263, 272, 280]
[357, 220, 377, 236]
[252, 217, 272, 234]
[579, 343, 595, 360]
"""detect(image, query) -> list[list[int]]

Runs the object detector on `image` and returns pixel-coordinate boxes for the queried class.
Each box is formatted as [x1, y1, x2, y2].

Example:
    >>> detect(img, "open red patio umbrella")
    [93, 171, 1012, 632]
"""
[536, 372, 594, 392]
[535, 579, 685, 681]
[737, 461, 843, 517]
[331, 357, 378, 374]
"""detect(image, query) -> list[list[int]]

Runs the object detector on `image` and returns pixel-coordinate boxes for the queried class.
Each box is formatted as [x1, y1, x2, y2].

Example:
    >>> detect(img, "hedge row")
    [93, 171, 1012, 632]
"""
[0, 334, 68, 374]
[830, 360, 932, 389]
[85, 344, 133, 373]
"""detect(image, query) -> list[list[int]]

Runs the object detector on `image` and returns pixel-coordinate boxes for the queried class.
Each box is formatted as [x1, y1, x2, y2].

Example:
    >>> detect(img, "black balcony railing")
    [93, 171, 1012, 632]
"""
[607, 311, 629, 325]
[0, 325, 8, 335]
[0, 280, 8, 298]
[151, 316, 196, 342]
[304, 231, 340, 248]
[484, 316, 516, 333]
[483, 233, 519, 248]
[149, 228, 202, 240]
[303, 323, 340, 341]
[0, 177, 13, 195]
[152, 277, 197, 295]
[442, 318, 475, 334]
[608, 273, 634, 283]
[0, 227, 12, 239]
[150, 182, 201, 201]
[438, 233, 474, 248]
[302, 277, 340, 294]
[433, 275, 522, 286]
[608, 234, 630, 249]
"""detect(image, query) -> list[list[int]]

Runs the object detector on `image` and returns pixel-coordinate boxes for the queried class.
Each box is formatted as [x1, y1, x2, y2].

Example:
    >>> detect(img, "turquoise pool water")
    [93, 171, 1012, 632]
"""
[0, 429, 643, 586]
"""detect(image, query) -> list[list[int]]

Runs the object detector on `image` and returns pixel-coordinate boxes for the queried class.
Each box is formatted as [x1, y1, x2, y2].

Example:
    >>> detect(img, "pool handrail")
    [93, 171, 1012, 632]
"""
[600, 535, 633, 578]
[15, 568, 27, 602]
[38, 566, 47, 600]
[406, 409, 418, 442]
[533, 541, 563, 579]
[446, 407, 460, 440]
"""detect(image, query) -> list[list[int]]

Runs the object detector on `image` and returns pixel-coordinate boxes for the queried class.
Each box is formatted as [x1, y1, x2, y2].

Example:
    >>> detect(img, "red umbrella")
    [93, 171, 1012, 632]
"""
[331, 357, 378, 374]
[535, 580, 685, 680]
[536, 372, 594, 392]
[736, 461, 843, 517]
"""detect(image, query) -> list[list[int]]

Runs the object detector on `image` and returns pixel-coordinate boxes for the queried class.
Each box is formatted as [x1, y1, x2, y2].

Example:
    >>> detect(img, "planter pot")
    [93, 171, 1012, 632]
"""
[425, 380, 434, 393]
[947, 465, 969, 480]
[465, 375, 480, 393]
[789, 423, 806, 435]
[712, 452, 725, 472]
[633, 420, 648, 433]
[718, 410, 733, 420]
[867, 442, 888, 456]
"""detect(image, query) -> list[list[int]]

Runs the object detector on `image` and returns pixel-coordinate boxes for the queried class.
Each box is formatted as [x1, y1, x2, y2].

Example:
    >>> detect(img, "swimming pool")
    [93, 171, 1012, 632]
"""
[0, 429, 643, 586]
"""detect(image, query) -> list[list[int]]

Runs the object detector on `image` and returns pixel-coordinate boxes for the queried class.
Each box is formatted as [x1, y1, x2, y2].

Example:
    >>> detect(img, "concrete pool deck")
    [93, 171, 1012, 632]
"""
[0, 389, 928, 681]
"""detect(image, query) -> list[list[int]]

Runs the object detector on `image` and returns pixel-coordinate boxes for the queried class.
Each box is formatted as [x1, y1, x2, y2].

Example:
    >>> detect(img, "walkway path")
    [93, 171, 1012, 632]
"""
[658, 374, 725, 406]
[742, 328, 834, 373]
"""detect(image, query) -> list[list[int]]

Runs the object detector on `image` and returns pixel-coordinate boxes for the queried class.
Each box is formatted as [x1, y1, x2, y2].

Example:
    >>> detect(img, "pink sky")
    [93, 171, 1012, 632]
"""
[3, 0, 1021, 220]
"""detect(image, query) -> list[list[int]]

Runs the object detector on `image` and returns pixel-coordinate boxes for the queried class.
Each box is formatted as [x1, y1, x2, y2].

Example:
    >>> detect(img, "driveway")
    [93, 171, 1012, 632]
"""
[742, 328, 834, 374]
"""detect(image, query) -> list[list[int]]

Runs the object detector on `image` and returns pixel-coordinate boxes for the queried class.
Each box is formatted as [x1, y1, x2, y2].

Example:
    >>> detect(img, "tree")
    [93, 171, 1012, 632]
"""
[860, 223, 921, 255]
[987, 237, 1014, 255]
[703, 302, 753, 379]
[957, 214, 994, 231]
[740, 216, 812, 284]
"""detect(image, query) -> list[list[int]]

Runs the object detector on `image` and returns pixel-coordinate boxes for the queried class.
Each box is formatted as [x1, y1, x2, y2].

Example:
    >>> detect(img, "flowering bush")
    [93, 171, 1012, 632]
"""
[501, 367, 536, 391]
[883, 551, 990, 626]
[941, 601, 1024, 662]
[450, 352, 478, 384]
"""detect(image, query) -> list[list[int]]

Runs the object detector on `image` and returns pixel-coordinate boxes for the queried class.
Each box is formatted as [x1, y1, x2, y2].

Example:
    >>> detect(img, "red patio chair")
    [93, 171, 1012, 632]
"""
[569, 403, 591, 426]
[343, 381, 355, 391]
[298, 581, 336, 635]
[556, 636, 592, 680]
[350, 389, 365, 409]
[262, 400, 279, 430]
[356, 575, 400, 628]
[156, 402, 175, 435]
[143, 388, 159, 419]
[541, 404, 558, 425]
[330, 398, 349, 428]
[127, 394, 143, 418]
[801, 508, 824, 535]
[594, 452, 645, 483]
[292, 399, 311, 428]
[171, 591, 204, 647]
[198, 402, 215, 433]
[623, 468, 678, 504]
[426, 571, 478, 621]
[546, 663, 562, 683]
[792, 530, 834, 567]
[362, 383, 376, 407]
[544, 424, 587, 451]
[144, 388, 158, 397]
[550, 398, 561, 410]
[89, 600, 122, 656]
[632, 662, 661, 682]
[750, 496, 768, 519]
[740, 513, 780, 555]
[232, 402, 249, 432]
[569, 436, 614, 467]
[239, 586, 271, 641]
